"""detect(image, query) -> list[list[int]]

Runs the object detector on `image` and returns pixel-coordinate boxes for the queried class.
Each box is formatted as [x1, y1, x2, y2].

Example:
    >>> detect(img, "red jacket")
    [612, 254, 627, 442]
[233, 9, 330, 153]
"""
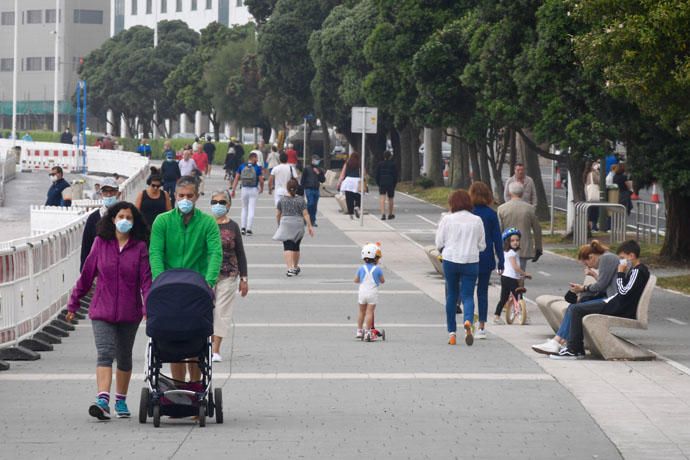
[286, 148, 298, 165]
[193, 152, 209, 172]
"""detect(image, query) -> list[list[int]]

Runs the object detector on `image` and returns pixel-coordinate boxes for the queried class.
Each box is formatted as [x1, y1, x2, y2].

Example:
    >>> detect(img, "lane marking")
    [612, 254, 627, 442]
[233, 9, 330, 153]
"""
[0, 372, 553, 382]
[378, 219, 427, 251]
[665, 317, 688, 326]
[249, 290, 424, 295]
[244, 244, 358, 248]
[76, 322, 445, 329]
[396, 191, 445, 209]
[416, 215, 438, 226]
[249, 264, 359, 268]
[538, 271, 551, 277]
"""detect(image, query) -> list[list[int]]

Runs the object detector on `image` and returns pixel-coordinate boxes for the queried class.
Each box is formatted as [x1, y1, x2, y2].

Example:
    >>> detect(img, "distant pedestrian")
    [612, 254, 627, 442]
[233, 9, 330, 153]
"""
[135, 167, 172, 229]
[231, 151, 264, 236]
[266, 145, 280, 171]
[45, 166, 70, 206]
[338, 152, 365, 219]
[80, 177, 121, 270]
[161, 149, 181, 205]
[178, 146, 198, 177]
[354, 243, 385, 341]
[65, 201, 151, 420]
[375, 151, 398, 220]
[60, 127, 72, 144]
[203, 136, 216, 174]
[583, 160, 601, 231]
[22, 132, 33, 142]
[494, 228, 531, 324]
[269, 152, 293, 207]
[605, 152, 619, 175]
[209, 190, 248, 363]
[250, 145, 264, 169]
[435, 189, 486, 346]
[503, 163, 537, 206]
[224, 141, 243, 180]
[301, 154, 326, 226]
[613, 162, 633, 215]
[470, 181, 504, 336]
[101, 136, 114, 150]
[137, 138, 152, 158]
[192, 144, 209, 195]
[272, 178, 314, 276]
[285, 143, 298, 165]
[497, 182, 543, 271]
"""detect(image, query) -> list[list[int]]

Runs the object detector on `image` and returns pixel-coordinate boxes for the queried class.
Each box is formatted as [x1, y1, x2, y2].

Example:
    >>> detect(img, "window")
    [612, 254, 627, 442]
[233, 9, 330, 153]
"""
[1, 11, 14, 25]
[45, 9, 57, 23]
[146, 0, 152, 14]
[131, 0, 138, 15]
[206, 0, 212, 9]
[160, 0, 167, 13]
[26, 57, 42, 71]
[73, 9, 103, 24]
[176, 0, 182, 12]
[45, 57, 56, 71]
[0, 58, 13, 72]
[191, 0, 197, 11]
[26, 10, 42, 24]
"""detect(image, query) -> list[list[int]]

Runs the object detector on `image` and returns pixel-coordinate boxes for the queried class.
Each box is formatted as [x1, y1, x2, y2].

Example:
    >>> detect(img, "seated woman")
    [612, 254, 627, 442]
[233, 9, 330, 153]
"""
[532, 240, 619, 356]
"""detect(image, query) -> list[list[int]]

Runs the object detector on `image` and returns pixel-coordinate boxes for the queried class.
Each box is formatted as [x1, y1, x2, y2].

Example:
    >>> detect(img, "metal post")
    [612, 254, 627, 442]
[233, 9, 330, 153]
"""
[360, 107, 366, 227]
[52, 0, 60, 132]
[303, 117, 307, 169]
[152, 3, 158, 139]
[82, 81, 87, 173]
[550, 158, 555, 235]
[11, 0, 18, 144]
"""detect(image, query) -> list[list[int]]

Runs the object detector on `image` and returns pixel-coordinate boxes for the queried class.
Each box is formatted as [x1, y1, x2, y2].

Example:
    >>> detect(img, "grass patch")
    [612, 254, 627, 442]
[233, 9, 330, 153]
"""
[396, 182, 451, 208]
[657, 275, 690, 295]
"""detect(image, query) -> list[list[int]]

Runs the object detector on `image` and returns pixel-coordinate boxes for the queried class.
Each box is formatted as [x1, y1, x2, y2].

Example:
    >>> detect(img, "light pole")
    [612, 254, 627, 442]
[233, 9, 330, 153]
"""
[152, 2, 159, 139]
[11, 0, 18, 144]
[52, 0, 60, 132]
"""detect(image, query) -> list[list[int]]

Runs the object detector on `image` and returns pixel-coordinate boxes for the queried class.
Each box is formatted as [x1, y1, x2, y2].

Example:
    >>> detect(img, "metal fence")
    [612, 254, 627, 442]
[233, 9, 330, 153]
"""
[634, 200, 663, 244]
[573, 202, 627, 248]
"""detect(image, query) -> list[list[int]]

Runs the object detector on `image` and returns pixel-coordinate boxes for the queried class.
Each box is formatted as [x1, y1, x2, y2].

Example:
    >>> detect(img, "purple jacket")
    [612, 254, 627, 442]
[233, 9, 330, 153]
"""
[68, 237, 152, 323]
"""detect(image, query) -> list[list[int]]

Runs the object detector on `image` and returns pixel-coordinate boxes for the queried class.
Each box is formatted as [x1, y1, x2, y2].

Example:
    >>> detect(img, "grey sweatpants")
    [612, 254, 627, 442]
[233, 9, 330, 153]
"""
[92, 320, 140, 371]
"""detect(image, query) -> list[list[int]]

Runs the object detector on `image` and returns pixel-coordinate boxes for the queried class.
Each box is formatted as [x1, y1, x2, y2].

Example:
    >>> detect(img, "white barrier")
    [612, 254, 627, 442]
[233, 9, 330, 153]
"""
[0, 148, 18, 207]
[30, 205, 88, 235]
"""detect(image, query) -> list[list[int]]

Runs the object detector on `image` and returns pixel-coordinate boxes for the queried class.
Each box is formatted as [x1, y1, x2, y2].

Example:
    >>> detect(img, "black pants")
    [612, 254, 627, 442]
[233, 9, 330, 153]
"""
[495, 276, 519, 316]
[345, 191, 361, 215]
[566, 299, 608, 353]
[283, 238, 302, 251]
[588, 207, 599, 230]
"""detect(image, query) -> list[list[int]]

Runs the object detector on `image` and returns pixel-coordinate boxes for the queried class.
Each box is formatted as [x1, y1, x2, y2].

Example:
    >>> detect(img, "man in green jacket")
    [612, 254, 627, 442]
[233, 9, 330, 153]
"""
[149, 175, 222, 381]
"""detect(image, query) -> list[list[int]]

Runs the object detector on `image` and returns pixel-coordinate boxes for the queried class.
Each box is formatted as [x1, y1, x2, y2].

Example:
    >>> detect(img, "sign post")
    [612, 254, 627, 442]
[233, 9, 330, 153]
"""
[351, 107, 378, 226]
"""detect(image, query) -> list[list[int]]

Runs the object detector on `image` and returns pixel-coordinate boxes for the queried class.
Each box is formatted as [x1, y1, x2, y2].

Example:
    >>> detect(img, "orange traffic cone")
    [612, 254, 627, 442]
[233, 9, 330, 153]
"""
[555, 168, 562, 189]
[651, 182, 660, 203]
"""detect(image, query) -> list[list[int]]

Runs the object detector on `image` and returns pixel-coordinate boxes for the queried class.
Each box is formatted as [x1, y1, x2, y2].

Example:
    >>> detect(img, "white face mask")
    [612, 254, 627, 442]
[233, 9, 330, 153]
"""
[50, 175, 58, 182]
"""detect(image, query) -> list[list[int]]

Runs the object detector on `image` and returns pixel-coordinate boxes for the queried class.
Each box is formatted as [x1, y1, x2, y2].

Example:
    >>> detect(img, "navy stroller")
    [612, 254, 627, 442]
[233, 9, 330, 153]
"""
[139, 269, 223, 427]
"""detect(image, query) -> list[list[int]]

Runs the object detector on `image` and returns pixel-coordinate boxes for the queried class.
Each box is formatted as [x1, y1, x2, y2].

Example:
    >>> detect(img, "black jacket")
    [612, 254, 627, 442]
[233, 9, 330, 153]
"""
[60, 132, 72, 144]
[301, 165, 325, 189]
[375, 159, 398, 187]
[605, 264, 650, 319]
[80, 209, 103, 271]
[161, 159, 181, 183]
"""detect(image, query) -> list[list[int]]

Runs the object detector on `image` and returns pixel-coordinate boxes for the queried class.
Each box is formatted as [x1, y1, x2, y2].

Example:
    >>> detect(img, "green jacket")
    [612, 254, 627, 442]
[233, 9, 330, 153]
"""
[149, 207, 223, 287]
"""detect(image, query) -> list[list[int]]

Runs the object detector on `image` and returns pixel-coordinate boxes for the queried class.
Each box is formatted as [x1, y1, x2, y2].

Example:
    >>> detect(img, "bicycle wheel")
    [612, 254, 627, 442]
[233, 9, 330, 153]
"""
[518, 299, 528, 325]
[505, 299, 515, 324]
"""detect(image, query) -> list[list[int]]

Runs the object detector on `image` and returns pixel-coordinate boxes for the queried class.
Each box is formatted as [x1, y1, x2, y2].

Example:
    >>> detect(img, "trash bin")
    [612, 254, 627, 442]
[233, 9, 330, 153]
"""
[607, 187, 619, 216]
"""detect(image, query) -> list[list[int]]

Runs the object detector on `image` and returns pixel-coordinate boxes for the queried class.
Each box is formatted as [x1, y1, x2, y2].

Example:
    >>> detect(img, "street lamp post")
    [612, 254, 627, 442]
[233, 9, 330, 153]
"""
[52, 0, 60, 132]
[11, 0, 18, 144]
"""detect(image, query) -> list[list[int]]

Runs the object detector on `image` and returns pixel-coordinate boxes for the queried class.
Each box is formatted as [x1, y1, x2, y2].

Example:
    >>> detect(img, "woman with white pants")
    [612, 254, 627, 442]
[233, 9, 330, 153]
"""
[210, 190, 249, 362]
[231, 152, 264, 235]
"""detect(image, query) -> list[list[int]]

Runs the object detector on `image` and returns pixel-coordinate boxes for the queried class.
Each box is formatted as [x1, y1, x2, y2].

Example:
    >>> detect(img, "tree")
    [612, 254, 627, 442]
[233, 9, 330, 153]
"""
[245, 0, 278, 24]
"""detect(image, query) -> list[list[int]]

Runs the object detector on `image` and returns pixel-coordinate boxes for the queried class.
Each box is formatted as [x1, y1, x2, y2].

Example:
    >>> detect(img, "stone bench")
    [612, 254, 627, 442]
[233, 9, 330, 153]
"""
[424, 246, 443, 276]
[583, 274, 657, 361]
[536, 275, 598, 333]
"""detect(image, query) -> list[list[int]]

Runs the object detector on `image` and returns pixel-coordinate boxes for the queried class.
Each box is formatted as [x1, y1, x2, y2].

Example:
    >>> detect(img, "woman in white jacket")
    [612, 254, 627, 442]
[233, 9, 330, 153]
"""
[435, 189, 486, 346]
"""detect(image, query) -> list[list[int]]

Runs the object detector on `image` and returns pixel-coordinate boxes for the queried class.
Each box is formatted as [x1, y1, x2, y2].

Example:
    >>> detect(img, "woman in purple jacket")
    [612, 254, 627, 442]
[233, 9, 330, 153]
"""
[66, 202, 152, 421]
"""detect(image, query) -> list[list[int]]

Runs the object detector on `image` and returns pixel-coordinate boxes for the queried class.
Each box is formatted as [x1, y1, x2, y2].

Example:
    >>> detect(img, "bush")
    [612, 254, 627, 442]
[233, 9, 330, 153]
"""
[415, 177, 435, 189]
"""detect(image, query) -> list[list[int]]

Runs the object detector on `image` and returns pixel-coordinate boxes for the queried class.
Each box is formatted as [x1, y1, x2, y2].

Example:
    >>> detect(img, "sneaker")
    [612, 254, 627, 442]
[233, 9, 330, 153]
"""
[381, 214, 387, 220]
[246, 229, 253, 236]
[294, 267, 301, 275]
[114, 399, 131, 419]
[464, 320, 474, 346]
[212, 353, 222, 362]
[448, 333, 457, 345]
[549, 348, 585, 360]
[286, 269, 296, 277]
[350, 214, 354, 220]
[387, 214, 395, 220]
[89, 398, 111, 421]
[355, 329, 364, 339]
[476, 329, 487, 340]
[354, 207, 360, 218]
[313, 223, 318, 227]
[532, 339, 561, 356]
[492, 316, 505, 325]
[241, 228, 246, 235]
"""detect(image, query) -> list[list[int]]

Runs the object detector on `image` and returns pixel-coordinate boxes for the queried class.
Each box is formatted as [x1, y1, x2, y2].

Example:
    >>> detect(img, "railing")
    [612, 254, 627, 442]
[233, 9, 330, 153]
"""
[573, 202, 627, 248]
[0, 147, 18, 207]
[634, 200, 663, 244]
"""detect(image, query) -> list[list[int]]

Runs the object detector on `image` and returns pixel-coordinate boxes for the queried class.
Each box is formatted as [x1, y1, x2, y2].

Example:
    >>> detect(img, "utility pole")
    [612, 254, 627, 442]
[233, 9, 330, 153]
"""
[52, 0, 60, 132]
[11, 0, 18, 144]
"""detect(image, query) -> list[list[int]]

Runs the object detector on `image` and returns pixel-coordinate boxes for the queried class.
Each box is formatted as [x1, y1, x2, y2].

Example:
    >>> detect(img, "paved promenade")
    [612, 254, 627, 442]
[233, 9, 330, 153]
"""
[0, 170, 688, 459]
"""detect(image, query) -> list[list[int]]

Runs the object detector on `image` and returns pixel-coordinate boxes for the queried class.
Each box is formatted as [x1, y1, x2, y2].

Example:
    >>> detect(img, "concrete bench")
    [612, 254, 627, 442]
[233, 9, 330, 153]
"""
[536, 275, 598, 333]
[424, 246, 444, 276]
[583, 275, 657, 361]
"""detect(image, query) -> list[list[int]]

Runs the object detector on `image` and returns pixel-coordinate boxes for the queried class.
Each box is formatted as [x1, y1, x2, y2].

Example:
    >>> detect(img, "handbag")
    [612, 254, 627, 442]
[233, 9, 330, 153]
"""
[586, 172, 600, 202]
[290, 166, 304, 196]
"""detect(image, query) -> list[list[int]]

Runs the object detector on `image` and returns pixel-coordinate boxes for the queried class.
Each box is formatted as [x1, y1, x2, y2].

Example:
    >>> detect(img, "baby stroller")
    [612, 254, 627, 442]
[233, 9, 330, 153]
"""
[139, 269, 223, 427]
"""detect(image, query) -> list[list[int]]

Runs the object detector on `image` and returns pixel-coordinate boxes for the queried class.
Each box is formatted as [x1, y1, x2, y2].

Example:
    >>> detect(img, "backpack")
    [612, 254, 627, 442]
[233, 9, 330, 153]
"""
[240, 163, 257, 187]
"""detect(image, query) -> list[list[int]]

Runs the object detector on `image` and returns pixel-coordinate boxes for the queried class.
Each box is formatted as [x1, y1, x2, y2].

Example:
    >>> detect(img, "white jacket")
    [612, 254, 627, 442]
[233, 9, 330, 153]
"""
[435, 210, 486, 264]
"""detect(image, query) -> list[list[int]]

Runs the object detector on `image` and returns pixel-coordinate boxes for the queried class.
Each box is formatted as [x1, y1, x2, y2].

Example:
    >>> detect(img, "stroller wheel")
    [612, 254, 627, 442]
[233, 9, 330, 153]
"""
[152, 404, 161, 428]
[214, 388, 224, 424]
[198, 403, 207, 428]
[139, 388, 150, 424]
[381, 329, 386, 341]
[207, 390, 214, 419]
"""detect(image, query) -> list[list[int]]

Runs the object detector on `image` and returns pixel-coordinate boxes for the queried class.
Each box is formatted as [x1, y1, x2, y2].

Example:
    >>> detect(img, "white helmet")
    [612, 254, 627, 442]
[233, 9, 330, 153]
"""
[361, 243, 382, 260]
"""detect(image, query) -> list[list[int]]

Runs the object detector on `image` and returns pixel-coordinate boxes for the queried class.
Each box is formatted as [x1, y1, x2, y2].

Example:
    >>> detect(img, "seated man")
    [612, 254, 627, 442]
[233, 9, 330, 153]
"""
[551, 240, 650, 360]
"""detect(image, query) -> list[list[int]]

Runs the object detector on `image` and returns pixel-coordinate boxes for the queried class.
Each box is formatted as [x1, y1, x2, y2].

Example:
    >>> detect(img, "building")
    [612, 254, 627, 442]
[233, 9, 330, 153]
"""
[111, 0, 251, 36]
[0, 0, 111, 132]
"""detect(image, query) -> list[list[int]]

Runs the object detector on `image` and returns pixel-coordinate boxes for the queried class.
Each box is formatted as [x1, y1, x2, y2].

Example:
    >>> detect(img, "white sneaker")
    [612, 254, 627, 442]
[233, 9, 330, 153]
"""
[476, 329, 487, 340]
[531, 339, 561, 356]
[355, 329, 364, 339]
[212, 353, 222, 362]
[492, 316, 505, 325]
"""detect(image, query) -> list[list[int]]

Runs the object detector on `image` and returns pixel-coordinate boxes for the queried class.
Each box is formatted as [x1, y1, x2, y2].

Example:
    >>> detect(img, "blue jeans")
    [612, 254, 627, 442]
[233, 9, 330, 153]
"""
[476, 270, 491, 323]
[557, 298, 605, 341]
[305, 188, 320, 224]
[442, 260, 478, 333]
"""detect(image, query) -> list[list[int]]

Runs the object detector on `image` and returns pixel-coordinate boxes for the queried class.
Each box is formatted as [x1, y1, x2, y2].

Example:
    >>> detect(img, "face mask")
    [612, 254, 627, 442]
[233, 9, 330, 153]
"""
[211, 203, 228, 217]
[166, 157, 174, 162]
[177, 199, 194, 214]
[102, 196, 118, 208]
[115, 219, 133, 234]
[312, 159, 320, 166]
[619, 258, 632, 268]
[50, 175, 58, 182]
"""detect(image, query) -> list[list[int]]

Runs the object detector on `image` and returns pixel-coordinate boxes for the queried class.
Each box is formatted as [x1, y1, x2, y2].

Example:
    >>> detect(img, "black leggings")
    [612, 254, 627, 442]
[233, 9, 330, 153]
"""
[283, 238, 302, 251]
[495, 276, 520, 316]
[345, 191, 361, 215]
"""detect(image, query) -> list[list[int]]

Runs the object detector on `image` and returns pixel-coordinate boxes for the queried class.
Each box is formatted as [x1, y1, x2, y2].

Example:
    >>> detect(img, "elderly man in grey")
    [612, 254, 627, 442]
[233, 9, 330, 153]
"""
[503, 163, 538, 206]
[498, 182, 543, 270]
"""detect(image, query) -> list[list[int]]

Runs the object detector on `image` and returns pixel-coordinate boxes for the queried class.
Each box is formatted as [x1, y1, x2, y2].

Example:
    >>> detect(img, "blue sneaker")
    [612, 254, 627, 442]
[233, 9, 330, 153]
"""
[88, 398, 111, 421]
[114, 399, 131, 418]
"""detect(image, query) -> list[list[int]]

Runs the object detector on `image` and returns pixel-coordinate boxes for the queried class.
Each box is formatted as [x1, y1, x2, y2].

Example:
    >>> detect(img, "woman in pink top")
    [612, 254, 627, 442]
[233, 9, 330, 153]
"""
[66, 201, 152, 421]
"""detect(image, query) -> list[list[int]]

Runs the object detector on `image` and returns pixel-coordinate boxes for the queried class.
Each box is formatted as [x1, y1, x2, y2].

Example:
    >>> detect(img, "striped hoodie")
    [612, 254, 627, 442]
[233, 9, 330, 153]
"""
[604, 263, 650, 319]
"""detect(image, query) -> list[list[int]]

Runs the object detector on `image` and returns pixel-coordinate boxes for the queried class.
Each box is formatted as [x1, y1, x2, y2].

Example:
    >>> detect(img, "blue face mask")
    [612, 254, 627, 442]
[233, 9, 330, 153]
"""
[211, 203, 228, 217]
[102, 196, 118, 208]
[115, 219, 133, 234]
[177, 199, 194, 214]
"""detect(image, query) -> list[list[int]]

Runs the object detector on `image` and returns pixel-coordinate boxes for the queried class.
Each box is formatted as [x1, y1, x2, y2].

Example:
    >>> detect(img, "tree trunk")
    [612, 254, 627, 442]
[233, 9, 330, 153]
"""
[321, 119, 332, 170]
[410, 126, 421, 182]
[469, 142, 481, 183]
[661, 190, 690, 261]
[399, 124, 412, 181]
[486, 133, 505, 202]
[449, 128, 471, 189]
[517, 130, 550, 220]
[478, 140, 491, 189]
[567, 155, 587, 203]
[424, 127, 443, 186]
[390, 127, 402, 180]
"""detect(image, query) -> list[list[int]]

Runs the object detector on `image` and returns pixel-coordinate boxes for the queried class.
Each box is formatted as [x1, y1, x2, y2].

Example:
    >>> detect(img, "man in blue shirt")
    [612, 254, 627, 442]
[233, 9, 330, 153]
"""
[230, 152, 264, 235]
[45, 166, 71, 206]
[137, 138, 152, 158]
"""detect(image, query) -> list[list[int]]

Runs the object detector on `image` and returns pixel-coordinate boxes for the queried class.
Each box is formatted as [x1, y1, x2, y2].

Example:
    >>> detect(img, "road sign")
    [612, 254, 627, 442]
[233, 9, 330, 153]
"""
[351, 107, 378, 134]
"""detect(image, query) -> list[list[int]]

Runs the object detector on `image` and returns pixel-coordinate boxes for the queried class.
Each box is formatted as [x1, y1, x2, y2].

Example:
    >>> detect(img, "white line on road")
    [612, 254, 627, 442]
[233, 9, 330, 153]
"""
[538, 271, 552, 277]
[249, 290, 424, 295]
[416, 215, 438, 226]
[232, 323, 445, 328]
[397, 191, 445, 210]
[665, 317, 688, 326]
[244, 244, 358, 248]
[249, 264, 359, 268]
[0, 372, 553, 381]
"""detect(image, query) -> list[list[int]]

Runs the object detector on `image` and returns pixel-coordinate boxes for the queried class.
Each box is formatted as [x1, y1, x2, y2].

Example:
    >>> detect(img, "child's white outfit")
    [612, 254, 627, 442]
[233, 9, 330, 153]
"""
[357, 262, 384, 305]
[495, 248, 521, 317]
